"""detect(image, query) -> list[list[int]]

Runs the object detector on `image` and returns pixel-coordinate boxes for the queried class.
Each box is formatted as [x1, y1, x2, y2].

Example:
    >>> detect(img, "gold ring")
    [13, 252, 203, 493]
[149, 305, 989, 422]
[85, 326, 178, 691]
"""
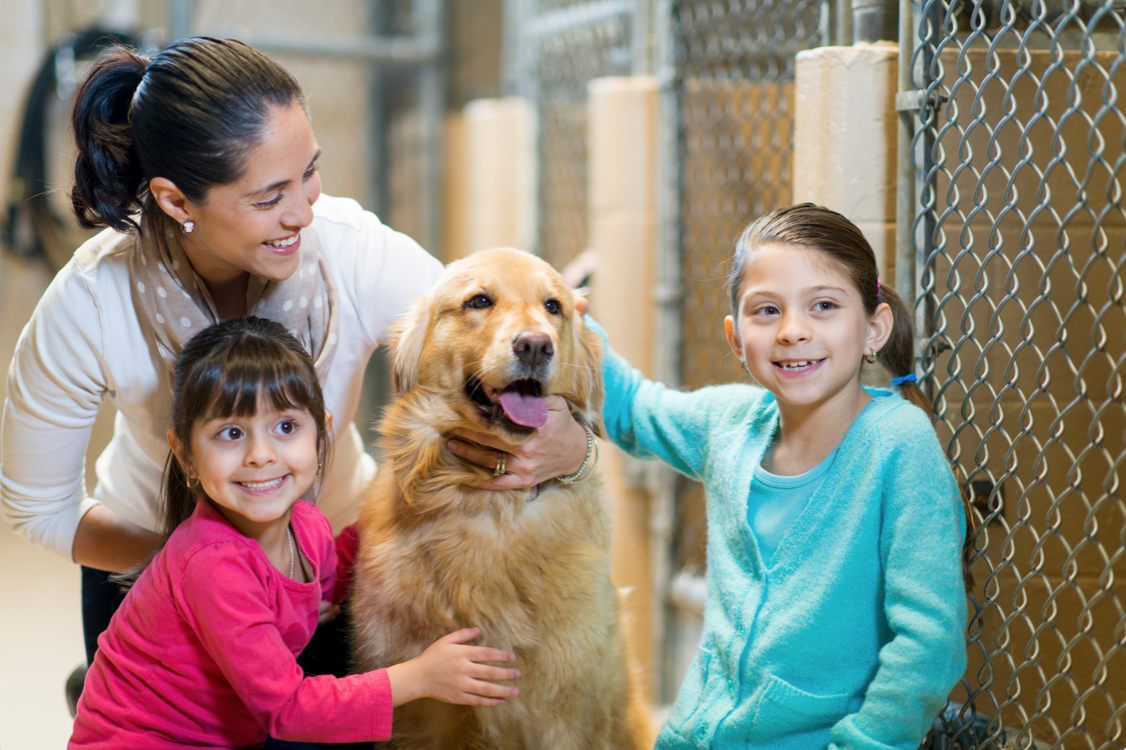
[493, 451, 507, 476]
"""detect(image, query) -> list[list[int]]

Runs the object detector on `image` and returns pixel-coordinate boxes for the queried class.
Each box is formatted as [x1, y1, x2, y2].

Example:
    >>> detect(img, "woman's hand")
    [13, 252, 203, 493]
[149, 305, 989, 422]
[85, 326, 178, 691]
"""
[386, 627, 519, 707]
[446, 396, 590, 489]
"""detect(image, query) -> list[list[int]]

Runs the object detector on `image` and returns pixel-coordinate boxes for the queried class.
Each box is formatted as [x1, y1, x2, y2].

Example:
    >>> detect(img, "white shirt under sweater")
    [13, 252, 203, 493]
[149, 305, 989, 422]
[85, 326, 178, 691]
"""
[1, 195, 444, 559]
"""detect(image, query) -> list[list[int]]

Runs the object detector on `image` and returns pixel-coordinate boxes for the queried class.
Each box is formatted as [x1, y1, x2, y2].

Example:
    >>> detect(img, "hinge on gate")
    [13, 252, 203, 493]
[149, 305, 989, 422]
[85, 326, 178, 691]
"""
[896, 89, 948, 112]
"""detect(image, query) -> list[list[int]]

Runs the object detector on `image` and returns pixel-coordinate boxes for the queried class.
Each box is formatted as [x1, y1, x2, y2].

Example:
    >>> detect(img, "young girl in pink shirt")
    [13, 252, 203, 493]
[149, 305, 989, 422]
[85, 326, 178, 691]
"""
[69, 317, 520, 748]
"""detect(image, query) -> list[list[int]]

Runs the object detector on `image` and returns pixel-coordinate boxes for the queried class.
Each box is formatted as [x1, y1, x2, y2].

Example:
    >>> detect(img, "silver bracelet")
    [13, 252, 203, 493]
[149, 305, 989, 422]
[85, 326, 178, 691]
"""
[557, 423, 598, 484]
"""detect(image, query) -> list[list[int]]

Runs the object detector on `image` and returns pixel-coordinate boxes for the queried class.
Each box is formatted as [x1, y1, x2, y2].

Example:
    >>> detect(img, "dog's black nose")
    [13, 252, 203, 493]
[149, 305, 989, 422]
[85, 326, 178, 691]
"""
[513, 332, 554, 367]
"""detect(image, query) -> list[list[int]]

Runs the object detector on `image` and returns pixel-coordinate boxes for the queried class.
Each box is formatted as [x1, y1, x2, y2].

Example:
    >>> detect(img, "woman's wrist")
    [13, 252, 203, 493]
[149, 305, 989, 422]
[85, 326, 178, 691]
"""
[557, 422, 598, 483]
[559, 416, 591, 478]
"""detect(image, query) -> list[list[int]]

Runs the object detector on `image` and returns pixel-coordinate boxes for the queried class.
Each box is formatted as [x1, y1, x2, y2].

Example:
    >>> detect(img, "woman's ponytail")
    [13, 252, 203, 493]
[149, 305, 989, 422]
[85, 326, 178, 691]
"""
[874, 283, 933, 417]
[71, 46, 151, 233]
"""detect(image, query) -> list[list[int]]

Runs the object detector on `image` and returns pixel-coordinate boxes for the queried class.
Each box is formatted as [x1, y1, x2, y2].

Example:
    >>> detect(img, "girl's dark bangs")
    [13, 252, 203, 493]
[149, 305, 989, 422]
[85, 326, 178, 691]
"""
[199, 356, 318, 421]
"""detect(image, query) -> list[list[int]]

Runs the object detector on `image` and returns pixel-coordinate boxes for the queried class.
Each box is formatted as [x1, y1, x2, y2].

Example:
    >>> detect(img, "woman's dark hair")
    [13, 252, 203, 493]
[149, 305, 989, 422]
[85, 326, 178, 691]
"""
[728, 203, 976, 589]
[118, 317, 330, 589]
[71, 36, 304, 233]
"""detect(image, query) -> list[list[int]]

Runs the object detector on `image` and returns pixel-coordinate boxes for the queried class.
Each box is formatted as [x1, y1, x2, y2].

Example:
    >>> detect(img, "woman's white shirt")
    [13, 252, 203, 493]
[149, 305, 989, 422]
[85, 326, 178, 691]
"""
[1, 195, 443, 559]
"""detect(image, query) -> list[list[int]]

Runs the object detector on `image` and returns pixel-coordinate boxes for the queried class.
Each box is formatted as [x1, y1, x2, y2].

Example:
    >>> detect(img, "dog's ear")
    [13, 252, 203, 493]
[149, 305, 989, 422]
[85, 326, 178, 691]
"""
[569, 313, 605, 436]
[390, 296, 431, 394]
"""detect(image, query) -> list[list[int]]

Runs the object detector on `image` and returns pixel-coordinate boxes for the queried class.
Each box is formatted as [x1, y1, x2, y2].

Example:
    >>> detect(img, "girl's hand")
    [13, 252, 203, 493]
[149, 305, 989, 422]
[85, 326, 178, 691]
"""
[317, 600, 340, 626]
[447, 397, 589, 489]
[386, 627, 519, 707]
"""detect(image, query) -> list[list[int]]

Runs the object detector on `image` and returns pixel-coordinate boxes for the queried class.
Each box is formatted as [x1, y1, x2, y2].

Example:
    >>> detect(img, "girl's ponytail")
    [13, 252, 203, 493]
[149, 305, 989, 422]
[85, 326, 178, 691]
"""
[878, 280, 975, 589]
[874, 282, 933, 417]
[71, 46, 151, 233]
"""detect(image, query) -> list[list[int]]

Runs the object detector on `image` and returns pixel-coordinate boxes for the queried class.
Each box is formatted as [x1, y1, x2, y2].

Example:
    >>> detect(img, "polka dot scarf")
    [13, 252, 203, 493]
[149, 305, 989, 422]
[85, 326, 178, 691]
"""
[130, 211, 340, 386]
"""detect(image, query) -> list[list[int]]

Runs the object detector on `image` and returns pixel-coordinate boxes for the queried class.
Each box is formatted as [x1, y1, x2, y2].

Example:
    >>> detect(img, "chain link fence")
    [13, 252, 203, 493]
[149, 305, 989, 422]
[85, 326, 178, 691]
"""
[509, 0, 635, 268]
[910, 0, 1126, 747]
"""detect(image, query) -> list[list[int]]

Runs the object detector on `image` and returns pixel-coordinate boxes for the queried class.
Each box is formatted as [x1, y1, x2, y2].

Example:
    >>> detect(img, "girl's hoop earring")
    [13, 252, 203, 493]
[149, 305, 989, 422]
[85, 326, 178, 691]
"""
[183, 220, 194, 234]
[864, 349, 878, 364]
[317, 461, 323, 476]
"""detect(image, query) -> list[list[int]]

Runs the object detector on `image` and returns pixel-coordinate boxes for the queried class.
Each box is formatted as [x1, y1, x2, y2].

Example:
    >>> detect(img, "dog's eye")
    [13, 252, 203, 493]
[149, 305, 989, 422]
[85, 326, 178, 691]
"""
[545, 299, 562, 315]
[465, 294, 493, 310]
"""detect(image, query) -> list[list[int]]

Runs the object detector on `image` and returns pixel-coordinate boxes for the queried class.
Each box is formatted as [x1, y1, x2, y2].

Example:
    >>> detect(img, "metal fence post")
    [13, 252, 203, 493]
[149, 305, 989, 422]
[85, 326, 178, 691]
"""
[415, 0, 446, 256]
[651, 0, 684, 705]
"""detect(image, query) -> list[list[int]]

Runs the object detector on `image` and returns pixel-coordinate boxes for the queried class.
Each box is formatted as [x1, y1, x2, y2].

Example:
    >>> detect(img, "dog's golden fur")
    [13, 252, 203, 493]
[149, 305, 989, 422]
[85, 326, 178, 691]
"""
[350, 248, 652, 749]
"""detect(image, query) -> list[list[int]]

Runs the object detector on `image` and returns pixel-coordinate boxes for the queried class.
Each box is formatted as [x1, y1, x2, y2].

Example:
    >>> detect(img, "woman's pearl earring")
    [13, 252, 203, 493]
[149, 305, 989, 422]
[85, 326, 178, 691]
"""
[183, 220, 194, 234]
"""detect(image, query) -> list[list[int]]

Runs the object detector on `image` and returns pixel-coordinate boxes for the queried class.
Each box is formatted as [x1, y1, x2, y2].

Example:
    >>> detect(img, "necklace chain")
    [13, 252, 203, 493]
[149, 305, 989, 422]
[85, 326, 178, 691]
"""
[287, 526, 295, 580]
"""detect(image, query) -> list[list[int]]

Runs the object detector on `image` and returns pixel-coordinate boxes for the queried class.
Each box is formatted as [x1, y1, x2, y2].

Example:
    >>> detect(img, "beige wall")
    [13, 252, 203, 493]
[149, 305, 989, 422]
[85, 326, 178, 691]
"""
[587, 77, 661, 701]
[793, 42, 898, 279]
[450, 97, 537, 260]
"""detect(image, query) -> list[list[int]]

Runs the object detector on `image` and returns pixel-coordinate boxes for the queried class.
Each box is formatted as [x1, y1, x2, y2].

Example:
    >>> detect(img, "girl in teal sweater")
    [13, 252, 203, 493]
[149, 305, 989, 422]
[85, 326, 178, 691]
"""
[599, 204, 971, 749]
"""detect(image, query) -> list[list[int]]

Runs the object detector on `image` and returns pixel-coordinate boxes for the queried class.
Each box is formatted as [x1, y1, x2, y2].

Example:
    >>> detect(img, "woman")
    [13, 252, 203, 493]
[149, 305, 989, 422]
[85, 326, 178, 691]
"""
[0, 37, 588, 680]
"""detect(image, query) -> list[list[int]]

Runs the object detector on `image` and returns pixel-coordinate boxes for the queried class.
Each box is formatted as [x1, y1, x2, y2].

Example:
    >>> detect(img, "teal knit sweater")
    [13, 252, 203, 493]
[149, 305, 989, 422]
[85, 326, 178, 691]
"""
[601, 345, 968, 750]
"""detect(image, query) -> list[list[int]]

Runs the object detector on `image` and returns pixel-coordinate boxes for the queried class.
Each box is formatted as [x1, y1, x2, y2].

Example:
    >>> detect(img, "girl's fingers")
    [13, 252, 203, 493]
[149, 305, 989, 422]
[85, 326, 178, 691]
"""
[440, 627, 482, 645]
[466, 680, 520, 699]
[459, 694, 508, 707]
[465, 646, 517, 664]
[472, 665, 520, 682]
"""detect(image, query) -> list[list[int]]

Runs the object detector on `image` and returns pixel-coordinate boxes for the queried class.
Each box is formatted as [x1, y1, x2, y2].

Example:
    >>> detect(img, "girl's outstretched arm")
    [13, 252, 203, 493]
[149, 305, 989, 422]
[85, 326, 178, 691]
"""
[593, 318, 765, 480]
[386, 627, 520, 707]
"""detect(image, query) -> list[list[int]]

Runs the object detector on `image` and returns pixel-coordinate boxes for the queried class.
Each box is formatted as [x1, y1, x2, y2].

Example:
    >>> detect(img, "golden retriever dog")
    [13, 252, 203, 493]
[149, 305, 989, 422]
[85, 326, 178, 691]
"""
[350, 248, 652, 749]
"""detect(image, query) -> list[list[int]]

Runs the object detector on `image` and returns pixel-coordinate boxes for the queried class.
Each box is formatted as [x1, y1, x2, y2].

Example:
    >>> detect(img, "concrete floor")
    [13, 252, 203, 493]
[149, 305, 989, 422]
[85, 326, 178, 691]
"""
[0, 250, 114, 749]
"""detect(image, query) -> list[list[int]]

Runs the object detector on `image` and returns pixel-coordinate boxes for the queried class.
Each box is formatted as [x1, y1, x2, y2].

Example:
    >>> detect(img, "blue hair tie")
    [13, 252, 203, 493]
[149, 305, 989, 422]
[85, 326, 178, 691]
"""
[890, 373, 917, 386]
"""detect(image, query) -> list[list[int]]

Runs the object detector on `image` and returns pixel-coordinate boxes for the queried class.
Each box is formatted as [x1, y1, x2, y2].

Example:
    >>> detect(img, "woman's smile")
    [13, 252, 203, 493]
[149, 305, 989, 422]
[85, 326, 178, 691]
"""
[263, 234, 302, 254]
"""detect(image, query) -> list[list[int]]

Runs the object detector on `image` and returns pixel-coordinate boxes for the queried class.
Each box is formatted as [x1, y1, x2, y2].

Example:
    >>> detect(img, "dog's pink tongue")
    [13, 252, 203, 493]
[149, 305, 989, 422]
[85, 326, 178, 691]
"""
[498, 391, 549, 428]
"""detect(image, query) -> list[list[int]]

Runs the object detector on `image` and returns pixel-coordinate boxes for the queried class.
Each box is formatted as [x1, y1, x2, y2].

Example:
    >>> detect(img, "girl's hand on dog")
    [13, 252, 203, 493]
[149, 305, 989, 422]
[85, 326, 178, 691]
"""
[447, 397, 590, 489]
[386, 627, 520, 707]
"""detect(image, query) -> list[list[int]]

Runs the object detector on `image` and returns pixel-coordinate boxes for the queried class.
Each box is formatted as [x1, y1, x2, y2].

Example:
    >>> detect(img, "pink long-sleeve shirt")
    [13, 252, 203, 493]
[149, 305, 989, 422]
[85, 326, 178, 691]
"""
[69, 499, 392, 749]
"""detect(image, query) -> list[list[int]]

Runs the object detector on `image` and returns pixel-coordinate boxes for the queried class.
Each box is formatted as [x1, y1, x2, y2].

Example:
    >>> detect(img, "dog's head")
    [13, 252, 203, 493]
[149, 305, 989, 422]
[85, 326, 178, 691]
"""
[390, 248, 602, 439]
